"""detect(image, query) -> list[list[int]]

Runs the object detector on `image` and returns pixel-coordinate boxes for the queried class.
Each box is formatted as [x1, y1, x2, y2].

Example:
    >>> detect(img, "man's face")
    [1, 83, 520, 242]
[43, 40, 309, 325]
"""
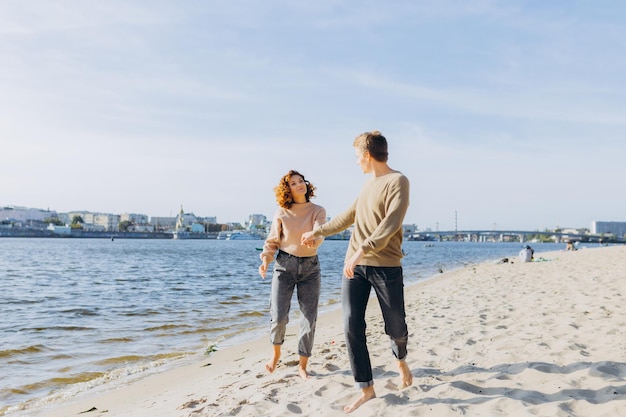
[355, 148, 371, 174]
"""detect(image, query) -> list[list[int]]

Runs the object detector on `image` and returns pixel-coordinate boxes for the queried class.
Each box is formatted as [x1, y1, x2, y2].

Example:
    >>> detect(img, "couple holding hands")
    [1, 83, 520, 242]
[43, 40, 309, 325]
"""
[258, 131, 412, 413]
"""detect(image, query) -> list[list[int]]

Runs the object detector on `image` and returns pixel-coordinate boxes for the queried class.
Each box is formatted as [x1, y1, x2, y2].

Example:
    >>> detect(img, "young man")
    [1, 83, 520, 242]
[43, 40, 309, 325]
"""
[301, 131, 412, 413]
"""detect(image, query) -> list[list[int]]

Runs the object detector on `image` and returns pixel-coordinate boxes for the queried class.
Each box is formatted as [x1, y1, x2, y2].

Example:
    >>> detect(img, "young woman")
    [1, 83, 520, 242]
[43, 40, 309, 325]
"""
[259, 170, 326, 380]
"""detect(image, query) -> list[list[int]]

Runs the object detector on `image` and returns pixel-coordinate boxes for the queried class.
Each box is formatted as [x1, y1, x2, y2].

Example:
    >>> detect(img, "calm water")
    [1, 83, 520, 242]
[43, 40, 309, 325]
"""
[0, 238, 564, 415]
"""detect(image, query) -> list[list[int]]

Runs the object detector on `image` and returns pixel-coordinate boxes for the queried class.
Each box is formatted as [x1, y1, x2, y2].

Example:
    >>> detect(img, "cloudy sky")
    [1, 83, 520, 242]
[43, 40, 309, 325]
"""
[1, 1, 624, 231]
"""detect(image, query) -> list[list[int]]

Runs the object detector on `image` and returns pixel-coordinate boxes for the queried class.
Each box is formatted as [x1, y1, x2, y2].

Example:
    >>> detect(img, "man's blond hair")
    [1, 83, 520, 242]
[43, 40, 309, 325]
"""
[353, 131, 388, 162]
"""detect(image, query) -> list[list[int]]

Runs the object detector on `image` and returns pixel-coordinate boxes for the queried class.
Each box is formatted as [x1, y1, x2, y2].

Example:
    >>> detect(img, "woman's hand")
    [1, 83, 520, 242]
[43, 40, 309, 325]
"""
[301, 231, 316, 247]
[259, 259, 269, 279]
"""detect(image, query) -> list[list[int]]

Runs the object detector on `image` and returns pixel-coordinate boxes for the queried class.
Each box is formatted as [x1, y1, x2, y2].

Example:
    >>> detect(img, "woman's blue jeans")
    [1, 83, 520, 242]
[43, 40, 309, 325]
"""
[342, 265, 408, 388]
[269, 250, 321, 357]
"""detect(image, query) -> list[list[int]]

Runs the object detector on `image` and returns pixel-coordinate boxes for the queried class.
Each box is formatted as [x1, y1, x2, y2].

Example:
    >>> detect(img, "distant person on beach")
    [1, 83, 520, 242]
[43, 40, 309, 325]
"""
[259, 170, 326, 380]
[519, 245, 534, 262]
[301, 131, 412, 413]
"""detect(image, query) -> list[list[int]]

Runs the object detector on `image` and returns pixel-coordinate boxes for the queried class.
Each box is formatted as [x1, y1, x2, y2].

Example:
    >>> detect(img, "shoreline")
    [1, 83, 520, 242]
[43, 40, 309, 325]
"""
[8, 245, 626, 416]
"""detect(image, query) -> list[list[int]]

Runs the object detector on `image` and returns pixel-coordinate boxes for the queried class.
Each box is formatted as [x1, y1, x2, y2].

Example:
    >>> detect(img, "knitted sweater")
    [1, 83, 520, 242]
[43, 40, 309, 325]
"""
[314, 171, 409, 267]
[260, 202, 326, 261]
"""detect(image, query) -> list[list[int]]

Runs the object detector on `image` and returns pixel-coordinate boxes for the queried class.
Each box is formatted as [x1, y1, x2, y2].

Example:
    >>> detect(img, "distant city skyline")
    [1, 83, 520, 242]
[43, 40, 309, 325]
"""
[1, 2, 625, 231]
[0, 202, 608, 232]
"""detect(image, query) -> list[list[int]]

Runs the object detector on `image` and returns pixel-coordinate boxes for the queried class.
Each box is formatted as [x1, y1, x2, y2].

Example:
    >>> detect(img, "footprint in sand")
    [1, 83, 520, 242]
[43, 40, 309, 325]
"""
[324, 363, 340, 371]
[260, 378, 289, 388]
[177, 397, 207, 410]
[385, 379, 400, 391]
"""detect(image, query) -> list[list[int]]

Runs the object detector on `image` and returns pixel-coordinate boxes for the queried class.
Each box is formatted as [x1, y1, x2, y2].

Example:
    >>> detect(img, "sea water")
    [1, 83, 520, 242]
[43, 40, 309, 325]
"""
[0, 238, 564, 414]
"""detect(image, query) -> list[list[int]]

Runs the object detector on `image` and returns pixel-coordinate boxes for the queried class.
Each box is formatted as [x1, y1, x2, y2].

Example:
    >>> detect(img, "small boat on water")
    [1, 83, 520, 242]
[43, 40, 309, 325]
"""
[217, 231, 262, 240]
[228, 232, 261, 240]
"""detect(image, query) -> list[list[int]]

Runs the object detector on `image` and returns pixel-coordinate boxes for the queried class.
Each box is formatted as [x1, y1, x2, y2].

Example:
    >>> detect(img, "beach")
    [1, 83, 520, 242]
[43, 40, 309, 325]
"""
[13, 245, 626, 417]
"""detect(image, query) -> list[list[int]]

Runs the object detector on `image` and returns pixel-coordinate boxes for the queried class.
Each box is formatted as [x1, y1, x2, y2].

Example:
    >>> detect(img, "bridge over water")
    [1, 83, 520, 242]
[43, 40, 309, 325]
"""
[408, 230, 620, 243]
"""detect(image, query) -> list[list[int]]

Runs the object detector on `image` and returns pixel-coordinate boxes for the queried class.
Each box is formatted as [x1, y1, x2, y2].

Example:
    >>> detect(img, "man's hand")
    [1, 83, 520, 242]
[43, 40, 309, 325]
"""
[343, 248, 364, 279]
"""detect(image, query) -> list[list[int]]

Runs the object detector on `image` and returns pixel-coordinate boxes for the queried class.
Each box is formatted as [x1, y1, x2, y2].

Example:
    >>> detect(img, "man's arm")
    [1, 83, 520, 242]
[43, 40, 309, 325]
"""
[301, 200, 356, 246]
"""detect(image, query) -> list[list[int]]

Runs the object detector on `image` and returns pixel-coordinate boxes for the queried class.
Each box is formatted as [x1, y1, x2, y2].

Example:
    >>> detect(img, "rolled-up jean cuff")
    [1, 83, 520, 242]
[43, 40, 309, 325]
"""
[355, 380, 374, 389]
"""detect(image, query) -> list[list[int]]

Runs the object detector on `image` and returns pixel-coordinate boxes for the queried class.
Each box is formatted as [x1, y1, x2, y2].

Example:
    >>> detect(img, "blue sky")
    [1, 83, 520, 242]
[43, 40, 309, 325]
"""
[1, 1, 624, 231]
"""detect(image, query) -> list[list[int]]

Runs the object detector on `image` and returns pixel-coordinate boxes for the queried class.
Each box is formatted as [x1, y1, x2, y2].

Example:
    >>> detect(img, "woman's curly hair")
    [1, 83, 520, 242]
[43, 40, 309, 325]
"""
[274, 170, 316, 209]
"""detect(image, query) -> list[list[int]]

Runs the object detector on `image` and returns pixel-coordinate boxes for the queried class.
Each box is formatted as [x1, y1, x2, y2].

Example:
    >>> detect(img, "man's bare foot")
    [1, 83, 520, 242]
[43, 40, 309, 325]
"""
[398, 359, 413, 388]
[298, 355, 312, 380]
[265, 345, 281, 373]
[344, 386, 376, 413]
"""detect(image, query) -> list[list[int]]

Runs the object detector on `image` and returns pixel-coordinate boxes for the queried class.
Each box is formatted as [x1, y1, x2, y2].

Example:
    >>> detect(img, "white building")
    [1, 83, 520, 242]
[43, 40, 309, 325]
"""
[121, 213, 149, 224]
[150, 216, 177, 230]
[246, 214, 267, 230]
[591, 221, 626, 238]
[129, 224, 155, 232]
[403, 224, 418, 234]
[0, 206, 58, 222]
[67, 211, 120, 232]
[47, 224, 72, 235]
[197, 216, 217, 224]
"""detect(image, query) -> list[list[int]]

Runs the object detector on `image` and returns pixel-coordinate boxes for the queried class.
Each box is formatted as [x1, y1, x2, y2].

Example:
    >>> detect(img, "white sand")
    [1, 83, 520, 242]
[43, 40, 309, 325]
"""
[13, 245, 626, 417]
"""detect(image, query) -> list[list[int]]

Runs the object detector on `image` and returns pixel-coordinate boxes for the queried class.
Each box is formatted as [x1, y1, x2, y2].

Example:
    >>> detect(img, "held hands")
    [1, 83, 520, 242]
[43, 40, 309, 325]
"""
[301, 231, 316, 248]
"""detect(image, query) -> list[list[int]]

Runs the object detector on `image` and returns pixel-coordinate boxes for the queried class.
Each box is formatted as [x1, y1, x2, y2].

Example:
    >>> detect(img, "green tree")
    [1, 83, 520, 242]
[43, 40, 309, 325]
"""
[119, 220, 132, 232]
[70, 215, 84, 230]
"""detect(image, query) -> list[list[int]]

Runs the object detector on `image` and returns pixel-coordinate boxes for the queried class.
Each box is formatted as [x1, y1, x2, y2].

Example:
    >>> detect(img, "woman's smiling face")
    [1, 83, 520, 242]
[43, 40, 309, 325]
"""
[288, 175, 307, 201]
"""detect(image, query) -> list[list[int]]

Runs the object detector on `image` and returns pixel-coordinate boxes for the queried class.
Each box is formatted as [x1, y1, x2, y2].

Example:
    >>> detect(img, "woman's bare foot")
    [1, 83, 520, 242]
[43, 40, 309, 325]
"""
[265, 345, 281, 373]
[344, 386, 376, 413]
[298, 355, 312, 380]
[398, 359, 413, 388]
[298, 366, 311, 380]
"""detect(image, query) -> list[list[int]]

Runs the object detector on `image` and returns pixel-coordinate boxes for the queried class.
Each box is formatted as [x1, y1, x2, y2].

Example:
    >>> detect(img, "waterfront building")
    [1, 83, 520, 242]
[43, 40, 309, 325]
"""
[246, 213, 268, 230]
[591, 221, 626, 239]
[403, 224, 418, 235]
[190, 223, 205, 233]
[94, 213, 120, 231]
[149, 216, 177, 230]
[57, 213, 71, 225]
[121, 213, 149, 224]
[197, 216, 217, 224]
[68, 211, 120, 232]
[0, 205, 58, 222]
[47, 224, 71, 235]
[129, 224, 155, 232]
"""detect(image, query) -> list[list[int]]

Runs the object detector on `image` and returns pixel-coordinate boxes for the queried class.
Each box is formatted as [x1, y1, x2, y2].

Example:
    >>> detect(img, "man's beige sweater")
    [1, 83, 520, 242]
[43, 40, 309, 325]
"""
[314, 171, 409, 267]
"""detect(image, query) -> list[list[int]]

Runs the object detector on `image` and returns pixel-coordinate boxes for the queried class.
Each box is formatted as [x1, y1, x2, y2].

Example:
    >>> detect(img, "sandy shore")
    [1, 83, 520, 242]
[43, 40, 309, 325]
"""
[13, 245, 626, 417]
